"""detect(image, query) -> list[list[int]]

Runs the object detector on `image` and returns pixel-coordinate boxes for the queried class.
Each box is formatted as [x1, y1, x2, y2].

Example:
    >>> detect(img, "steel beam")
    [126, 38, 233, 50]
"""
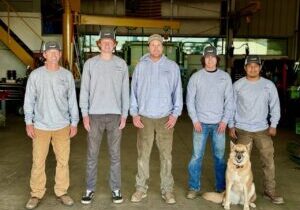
[77, 15, 180, 30]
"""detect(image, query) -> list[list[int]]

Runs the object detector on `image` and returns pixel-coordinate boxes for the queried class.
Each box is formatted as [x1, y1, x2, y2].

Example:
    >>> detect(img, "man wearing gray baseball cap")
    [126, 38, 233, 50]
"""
[186, 45, 233, 199]
[24, 41, 79, 209]
[229, 55, 284, 204]
[80, 28, 129, 205]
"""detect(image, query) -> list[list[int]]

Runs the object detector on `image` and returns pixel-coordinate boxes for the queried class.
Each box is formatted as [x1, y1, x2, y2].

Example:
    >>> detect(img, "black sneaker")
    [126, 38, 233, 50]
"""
[81, 191, 95, 204]
[112, 190, 123, 204]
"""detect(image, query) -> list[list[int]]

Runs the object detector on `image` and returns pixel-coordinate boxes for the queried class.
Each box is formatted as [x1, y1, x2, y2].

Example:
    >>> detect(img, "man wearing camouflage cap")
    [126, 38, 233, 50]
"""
[229, 55, 284, 204]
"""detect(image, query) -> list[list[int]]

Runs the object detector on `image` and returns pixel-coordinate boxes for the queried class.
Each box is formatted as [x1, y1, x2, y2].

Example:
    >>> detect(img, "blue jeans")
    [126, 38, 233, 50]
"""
[188, 123, 226, 192]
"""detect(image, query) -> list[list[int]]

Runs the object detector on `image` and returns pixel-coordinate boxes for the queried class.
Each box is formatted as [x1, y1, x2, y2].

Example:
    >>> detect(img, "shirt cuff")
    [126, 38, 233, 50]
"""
[270, 122, 278, 128]
[81, 111, 88, 117]
[171, 113, 179, 118]
[130, 109, 138, 117]
[71, 122, 78, 127]
[25, 120, 33, 125]
[121, 114, 128, 119]
[228, 123, 234, 128]
[221, 118, 229, 124]
[191, 117, 199, 124]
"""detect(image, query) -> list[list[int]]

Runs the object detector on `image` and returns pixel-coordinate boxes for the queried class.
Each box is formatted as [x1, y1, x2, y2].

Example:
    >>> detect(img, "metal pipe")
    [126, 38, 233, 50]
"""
[225, 0, 235, 72]
[170, 0, 174, 40]
[294, 0, 300, 60]
[63, 0, 73, 70]
[225, 0, 230, 70]
[114, 0, 117, 16]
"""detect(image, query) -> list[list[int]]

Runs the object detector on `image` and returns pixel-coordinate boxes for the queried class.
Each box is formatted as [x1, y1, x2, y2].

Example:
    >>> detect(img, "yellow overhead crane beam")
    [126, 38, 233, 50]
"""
[62, 0, 180, 79]
[76, 14, 180, 30]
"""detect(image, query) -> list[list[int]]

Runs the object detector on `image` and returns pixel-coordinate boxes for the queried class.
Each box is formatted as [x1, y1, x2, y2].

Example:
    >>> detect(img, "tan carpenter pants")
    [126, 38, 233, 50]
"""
[30, 126, 70, 198]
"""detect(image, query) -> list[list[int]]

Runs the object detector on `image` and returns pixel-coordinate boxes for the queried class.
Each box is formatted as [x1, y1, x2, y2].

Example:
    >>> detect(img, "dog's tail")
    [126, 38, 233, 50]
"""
[202, 192, 224, 204]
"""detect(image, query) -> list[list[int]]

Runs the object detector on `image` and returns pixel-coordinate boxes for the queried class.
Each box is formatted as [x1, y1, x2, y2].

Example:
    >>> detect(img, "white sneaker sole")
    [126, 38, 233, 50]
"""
[113, 198, 124, 204]
[81, 200, 92, 205]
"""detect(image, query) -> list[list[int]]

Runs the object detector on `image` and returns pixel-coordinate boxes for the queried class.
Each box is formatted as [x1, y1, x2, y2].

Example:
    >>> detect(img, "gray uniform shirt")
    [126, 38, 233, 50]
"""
[24, 66, 79, 130]
[79, 55, 129, 118]
[228, 77, 280, 132]
[186, 69, 234, 124]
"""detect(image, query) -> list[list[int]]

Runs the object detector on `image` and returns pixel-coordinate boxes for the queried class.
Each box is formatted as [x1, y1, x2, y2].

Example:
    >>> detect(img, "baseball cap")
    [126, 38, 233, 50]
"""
[244, 55, 261, 66]
[203, 45, 217, 57]
[148, 34, 164, 44]
[43, 41, 61, 52]
[99, 28, 116, 41]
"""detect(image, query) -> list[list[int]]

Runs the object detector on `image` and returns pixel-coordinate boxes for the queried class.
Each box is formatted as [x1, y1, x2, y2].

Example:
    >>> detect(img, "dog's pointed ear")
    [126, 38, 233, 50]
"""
[230, 141, 235, 150]
[246, 142, 252, 153]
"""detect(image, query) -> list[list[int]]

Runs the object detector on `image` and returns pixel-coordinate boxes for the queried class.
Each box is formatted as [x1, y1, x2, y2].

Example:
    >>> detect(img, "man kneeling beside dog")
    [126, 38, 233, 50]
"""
[202, 55, 284, 209]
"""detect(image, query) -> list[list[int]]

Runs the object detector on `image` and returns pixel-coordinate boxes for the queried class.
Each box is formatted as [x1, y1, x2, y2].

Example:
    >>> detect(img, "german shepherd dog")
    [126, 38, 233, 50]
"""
[203, 142, 256, 210]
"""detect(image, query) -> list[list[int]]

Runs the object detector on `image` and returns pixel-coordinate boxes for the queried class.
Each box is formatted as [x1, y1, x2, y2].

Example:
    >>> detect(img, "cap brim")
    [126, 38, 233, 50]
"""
[148, 39, 163, 44]
[44, 48, 61, 52]
[204, 53, 217, 57]
[245, 61, 260, 65]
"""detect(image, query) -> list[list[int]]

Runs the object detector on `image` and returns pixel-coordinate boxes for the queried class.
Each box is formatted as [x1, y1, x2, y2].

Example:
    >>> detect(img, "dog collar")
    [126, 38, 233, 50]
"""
[235, 164, 244, 169]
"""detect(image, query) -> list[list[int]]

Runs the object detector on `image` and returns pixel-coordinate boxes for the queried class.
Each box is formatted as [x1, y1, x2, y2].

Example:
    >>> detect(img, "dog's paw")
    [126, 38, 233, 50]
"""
[243, 206, 250, 210]
[223, 204, 230, 210]
[249, 203, 256, 208]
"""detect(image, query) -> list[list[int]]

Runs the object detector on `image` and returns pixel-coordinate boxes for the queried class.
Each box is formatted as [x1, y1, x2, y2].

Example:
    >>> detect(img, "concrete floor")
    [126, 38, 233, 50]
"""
[0, 113, 300, 210]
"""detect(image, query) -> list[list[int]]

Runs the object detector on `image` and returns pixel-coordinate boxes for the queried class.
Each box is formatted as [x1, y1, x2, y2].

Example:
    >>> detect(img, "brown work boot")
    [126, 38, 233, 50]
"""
[57, 194, 74, 206]
[25, 197, 40, 209]
[186, 190, 200, 199]
[263, 191, 284, 204]
[162, 191, 176, 204]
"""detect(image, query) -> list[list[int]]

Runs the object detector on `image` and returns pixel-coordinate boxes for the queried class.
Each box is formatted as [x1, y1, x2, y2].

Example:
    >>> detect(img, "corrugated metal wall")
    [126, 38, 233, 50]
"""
[236, 0, 298, 37]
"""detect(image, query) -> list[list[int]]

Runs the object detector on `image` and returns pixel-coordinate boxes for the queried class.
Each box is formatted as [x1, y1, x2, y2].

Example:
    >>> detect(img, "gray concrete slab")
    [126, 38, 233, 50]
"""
[0, 114, 299, 210]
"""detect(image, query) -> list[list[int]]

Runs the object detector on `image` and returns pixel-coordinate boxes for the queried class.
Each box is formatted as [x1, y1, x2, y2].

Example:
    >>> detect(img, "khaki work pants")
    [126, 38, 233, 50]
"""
[30, 126, 70, 198]
[235, 128, 276, 193]
[135, 116, 174, 194]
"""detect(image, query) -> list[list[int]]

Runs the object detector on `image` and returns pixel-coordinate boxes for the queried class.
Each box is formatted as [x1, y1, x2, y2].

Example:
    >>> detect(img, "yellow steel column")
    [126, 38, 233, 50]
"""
[63, 0, 73, 70]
